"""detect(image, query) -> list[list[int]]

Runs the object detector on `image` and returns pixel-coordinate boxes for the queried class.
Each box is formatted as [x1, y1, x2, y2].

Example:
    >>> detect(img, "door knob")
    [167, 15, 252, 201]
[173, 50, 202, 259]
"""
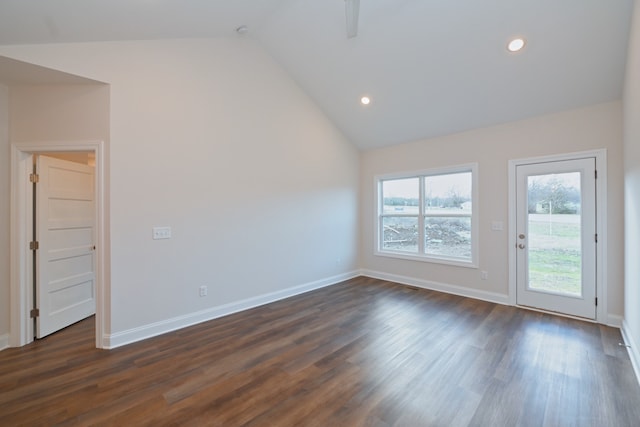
[518, 243, 526, 249]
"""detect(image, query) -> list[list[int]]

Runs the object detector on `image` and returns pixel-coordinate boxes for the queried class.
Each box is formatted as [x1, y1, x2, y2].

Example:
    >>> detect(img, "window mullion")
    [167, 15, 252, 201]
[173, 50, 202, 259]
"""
[378, 180, 383, 252]
[418, 176, 425, 254]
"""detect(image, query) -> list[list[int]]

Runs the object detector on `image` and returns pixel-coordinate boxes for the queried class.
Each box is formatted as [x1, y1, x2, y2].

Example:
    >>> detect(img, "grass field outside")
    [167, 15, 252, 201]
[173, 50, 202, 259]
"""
[527, 214, 581, 295]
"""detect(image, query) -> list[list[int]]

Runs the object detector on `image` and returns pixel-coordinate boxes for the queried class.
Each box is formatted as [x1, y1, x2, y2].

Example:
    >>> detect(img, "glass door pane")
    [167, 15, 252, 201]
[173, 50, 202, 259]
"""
[527, 172, 582, 296]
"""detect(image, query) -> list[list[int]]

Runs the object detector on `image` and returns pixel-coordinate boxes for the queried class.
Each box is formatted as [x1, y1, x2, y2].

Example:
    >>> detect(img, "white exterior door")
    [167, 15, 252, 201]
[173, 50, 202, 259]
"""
[515, 158, 597, 319]
[35, 155, 96, 338]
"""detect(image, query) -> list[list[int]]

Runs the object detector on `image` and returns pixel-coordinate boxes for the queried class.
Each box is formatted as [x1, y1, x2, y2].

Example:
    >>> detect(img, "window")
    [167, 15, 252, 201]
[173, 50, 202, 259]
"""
[376, 164, 478, 267]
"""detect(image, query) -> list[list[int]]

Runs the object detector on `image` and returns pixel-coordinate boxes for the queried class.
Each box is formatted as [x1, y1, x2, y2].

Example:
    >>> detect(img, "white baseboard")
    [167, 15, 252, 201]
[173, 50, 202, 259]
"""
[607, 314, 623, 328]
[360, 270, 621, 327]
[104, 270, 360, 349]
[0, 333, 9, 352]
[621, 320, 640, 387]
[360, 269, 510, 305]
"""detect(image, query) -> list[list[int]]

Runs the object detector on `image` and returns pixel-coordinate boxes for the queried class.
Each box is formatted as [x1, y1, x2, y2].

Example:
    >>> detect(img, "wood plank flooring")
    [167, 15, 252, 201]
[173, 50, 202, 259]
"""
[1, 276, 639, 426]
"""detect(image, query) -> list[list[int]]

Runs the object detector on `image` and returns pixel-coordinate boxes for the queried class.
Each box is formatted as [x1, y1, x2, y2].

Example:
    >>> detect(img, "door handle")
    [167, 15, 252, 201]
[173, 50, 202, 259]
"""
[518, 243, 526, 249]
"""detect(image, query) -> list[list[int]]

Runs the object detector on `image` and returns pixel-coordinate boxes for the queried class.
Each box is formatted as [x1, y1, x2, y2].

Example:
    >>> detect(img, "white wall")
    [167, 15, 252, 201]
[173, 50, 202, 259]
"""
[10, 84, 110, 142]
[0, 38, 359, 345]
[0, 84, 9, 348]
[623, 0, 640, 377]
[361, 101, 624, 319]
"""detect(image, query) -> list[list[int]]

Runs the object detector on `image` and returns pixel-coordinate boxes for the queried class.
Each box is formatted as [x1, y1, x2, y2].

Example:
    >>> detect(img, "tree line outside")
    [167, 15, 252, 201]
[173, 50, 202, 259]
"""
[528, 176, 580, 214]
[384, 187, 470, 210]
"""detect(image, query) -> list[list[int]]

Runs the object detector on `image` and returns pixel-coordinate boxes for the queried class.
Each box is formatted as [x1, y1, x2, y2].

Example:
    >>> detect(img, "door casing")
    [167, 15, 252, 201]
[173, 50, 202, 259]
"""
[10, 140, 106, 348]
[508, 149, 608, 323]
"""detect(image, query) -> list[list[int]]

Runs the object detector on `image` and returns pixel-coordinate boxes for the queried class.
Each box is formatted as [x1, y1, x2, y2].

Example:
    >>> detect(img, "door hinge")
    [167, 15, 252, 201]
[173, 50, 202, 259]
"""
[30, 308, 39, 318]
[29, 241, 39, 250]
[595, 233, 598, 243]
[595, 297, 598, 307]
[594, 170, 598, 179]
[29, 173, 39, 183]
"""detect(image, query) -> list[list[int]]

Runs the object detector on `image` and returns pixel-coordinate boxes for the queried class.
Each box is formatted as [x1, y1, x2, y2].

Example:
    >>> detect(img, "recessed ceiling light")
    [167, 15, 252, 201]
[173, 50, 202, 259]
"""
[507, 37, 526, 52]
[360, 96, 371, 105]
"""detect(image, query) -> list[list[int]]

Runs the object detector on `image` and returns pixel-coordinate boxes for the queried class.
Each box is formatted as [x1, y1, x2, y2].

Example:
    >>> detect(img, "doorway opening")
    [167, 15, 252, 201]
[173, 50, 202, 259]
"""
[508, 150, 608, 322]
[515, 158, 596, 319]
[10, 141, 106, 348]
[32, 153, 96, 338]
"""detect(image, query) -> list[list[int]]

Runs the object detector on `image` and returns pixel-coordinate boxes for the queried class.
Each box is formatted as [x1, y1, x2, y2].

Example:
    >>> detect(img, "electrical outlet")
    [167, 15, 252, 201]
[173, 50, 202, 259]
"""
[152, 226, 172, 240]
[199, 285, 208, 297]
[481, 271, 489, 280]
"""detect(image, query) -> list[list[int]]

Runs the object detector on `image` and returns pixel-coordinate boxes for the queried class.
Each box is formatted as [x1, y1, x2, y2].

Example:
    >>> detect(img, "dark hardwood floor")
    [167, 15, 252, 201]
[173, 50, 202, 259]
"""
[1, 277, 639, 426]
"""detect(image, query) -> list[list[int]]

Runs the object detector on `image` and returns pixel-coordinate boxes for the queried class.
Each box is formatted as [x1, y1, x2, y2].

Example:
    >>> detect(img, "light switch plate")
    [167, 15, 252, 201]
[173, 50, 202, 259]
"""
[152, 226, 172, 240]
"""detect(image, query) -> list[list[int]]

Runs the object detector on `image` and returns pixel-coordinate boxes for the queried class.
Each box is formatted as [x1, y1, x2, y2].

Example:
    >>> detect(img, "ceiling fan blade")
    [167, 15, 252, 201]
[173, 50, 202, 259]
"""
[345, 0, 360, 38]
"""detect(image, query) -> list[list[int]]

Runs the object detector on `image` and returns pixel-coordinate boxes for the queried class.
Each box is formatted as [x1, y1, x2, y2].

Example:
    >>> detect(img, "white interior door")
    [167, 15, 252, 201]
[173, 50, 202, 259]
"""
[35, 155, 96, 338]
[515, 158, 597, 319]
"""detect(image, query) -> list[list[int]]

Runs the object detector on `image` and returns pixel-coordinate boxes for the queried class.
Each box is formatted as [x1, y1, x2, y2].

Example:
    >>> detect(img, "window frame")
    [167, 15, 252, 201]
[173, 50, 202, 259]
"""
[374, 163, 479, 268]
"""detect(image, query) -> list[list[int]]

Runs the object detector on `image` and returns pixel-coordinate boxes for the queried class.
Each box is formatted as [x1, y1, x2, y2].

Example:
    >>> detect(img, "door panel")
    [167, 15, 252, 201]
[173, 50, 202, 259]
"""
[36, 155, 96, 338]
[515, 158, 596, 319]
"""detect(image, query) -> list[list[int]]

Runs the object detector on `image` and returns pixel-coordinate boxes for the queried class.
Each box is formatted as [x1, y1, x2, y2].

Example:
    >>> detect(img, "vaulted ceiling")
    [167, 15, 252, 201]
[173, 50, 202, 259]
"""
[0, 0, 634, 149]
